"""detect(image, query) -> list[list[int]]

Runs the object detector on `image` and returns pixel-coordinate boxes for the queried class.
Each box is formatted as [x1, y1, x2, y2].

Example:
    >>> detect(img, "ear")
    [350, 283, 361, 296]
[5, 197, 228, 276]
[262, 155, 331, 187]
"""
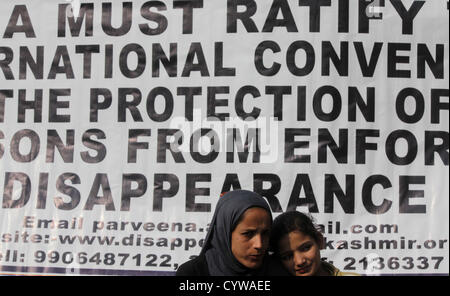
[317, 232, 325, 250]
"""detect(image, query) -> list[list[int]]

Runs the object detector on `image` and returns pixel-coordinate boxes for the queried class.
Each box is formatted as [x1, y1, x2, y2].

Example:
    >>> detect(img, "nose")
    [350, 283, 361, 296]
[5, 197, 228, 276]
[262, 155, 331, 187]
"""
[293, 251, 307, 267]
[253, 233, 270, 253]
[253, 234, 263, 250]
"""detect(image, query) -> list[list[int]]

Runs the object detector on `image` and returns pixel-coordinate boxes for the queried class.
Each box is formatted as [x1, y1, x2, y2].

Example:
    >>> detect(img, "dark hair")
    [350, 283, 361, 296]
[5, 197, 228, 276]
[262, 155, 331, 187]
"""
[269, 211, 321, 254]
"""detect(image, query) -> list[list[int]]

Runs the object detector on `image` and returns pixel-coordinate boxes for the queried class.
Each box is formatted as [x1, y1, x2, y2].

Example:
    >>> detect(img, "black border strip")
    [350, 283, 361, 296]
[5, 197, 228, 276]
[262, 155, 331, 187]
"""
[0, 265, 448, 276]
[0, 265, 175, 276]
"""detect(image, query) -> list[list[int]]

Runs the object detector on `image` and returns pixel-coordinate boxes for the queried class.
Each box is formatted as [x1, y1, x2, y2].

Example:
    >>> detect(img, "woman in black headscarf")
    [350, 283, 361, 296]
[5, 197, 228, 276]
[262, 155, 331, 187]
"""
[176, 190, 288, 276]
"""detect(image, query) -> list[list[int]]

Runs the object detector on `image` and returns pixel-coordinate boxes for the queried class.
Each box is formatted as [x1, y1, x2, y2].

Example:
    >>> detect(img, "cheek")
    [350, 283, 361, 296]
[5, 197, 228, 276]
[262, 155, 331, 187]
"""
[231, 235, 248, 256]
[308, 248, 322, 270]
[314, 247, 322, 261]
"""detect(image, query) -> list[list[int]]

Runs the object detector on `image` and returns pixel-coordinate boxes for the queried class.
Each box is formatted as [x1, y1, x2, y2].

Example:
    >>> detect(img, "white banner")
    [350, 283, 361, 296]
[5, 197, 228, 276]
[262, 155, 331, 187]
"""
[0, 0, 448, 275]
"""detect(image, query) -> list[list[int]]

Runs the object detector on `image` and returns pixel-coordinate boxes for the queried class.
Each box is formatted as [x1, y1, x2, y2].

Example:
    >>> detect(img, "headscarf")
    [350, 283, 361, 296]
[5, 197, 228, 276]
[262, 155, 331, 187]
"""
[200, 190, 272, 276]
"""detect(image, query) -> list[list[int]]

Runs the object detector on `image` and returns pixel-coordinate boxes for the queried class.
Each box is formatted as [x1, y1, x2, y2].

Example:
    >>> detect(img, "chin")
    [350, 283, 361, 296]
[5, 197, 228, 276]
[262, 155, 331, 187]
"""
[244, 259, 263, 269]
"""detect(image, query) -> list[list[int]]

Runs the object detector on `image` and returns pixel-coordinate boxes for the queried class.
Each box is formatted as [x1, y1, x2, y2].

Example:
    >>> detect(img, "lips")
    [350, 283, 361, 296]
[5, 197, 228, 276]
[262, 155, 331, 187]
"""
[295, 264, 312, 274]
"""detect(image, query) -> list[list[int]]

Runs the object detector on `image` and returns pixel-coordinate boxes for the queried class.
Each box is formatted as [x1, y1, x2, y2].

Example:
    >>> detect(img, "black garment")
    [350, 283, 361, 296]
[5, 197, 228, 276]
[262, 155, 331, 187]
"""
[176, 253, 291, 276]
[176, 253, 210, 276]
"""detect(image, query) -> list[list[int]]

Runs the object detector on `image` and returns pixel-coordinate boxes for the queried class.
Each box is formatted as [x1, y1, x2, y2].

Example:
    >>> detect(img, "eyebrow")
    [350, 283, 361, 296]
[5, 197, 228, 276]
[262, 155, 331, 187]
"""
[241, 226, 270, 233]
[241, 228, 257, 232]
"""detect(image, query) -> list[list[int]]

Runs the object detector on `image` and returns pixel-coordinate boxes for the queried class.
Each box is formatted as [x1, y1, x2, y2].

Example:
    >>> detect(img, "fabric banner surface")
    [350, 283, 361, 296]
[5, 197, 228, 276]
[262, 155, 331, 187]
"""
[0, 0, 448, 276]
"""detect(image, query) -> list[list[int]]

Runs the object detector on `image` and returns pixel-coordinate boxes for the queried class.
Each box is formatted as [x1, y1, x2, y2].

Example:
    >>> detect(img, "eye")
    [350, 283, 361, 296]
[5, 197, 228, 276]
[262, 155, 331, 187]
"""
[242, 230, 256, 238]
[299, 243, 313, 252]
[280, 253, 293, 261]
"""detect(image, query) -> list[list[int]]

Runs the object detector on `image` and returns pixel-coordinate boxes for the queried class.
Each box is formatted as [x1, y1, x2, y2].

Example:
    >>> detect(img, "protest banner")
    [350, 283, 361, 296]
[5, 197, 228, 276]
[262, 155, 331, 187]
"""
[0, 0, 448, 275]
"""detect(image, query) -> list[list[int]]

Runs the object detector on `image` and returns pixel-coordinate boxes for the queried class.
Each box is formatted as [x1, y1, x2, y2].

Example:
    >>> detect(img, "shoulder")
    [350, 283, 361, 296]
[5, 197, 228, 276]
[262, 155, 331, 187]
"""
[176, 254, 210, 276]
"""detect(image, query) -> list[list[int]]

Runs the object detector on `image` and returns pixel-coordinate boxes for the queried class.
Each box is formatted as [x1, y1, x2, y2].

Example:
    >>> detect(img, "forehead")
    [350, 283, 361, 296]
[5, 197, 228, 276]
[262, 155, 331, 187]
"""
[235, 207, 271, 229]
[279, 230, 314, 251]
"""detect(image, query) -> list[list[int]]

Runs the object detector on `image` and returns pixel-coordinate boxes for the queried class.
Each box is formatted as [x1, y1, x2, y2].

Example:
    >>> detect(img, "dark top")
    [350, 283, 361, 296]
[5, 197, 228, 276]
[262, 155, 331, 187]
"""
[176, 254, 210, 276]
[176, 253, 291, 276]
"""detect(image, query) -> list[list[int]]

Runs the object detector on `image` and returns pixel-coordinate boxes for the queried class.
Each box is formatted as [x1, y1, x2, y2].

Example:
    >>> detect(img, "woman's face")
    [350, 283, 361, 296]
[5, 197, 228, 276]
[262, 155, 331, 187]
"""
[277, 230, 322, 276]
[231, 207, 271, 269]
